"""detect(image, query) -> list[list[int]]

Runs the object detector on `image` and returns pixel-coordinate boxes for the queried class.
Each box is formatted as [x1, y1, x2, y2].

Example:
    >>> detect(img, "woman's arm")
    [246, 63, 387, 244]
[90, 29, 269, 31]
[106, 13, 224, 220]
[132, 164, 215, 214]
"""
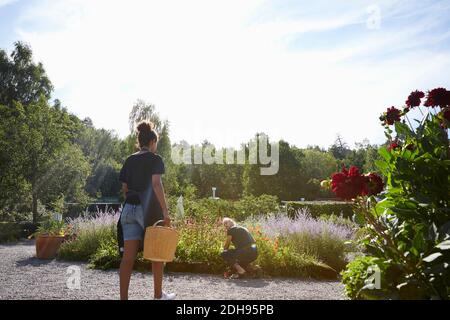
[152, 174, 171, 226]
[122, 183, 128, 195]
[223, 235, 232, 250]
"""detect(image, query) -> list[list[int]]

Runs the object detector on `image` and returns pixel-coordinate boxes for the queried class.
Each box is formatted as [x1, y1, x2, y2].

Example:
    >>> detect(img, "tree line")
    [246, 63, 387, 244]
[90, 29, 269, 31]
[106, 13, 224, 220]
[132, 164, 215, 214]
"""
[0, 42, 383, 222]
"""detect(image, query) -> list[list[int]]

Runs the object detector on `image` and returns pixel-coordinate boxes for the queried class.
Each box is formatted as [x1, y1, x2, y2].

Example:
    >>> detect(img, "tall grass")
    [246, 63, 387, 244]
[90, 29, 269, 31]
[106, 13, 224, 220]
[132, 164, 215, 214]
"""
[58, 209, 119, 261]
[245, 210, 356, 271]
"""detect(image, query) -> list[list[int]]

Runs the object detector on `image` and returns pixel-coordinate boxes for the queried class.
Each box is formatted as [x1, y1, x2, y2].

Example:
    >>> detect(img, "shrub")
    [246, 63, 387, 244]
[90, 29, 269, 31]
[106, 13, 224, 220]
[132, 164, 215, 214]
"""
[0, 222, 22, 243]
[57, 207, 351, 279]
[248, 223, 338, 278]
[58, 210, 119, 261]
[337, 88, 450, 300]
[341, 256, 385, 299]
[246, 211, 355, 271]
[87, 231, 121, 270]
[285, 201, 354, 219]
[175, 217, 226, 273]
[168, 194, 279, 221]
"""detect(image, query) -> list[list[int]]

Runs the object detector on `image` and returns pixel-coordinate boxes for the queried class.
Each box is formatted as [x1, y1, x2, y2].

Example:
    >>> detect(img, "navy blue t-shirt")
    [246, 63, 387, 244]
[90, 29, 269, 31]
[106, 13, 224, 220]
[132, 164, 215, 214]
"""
[119, 151, 165, 205]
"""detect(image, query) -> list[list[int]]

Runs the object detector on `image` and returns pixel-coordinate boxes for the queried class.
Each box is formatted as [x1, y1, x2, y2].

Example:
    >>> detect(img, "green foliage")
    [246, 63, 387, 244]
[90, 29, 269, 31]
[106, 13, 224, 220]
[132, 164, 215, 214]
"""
[175, 218, 225, 273]
[244, 138, 307, 200]
[343, 99, 450, 299]
[341, 256, 395, 300]
[301, 149, 337, 180]
[34, 218, 66, 237]
[58, 222, 116, 261]
[0, 222, 22, 243]
[255, 238, 335, 278]
[328, 135, 351, 160]
[175, 217, 338, 278]
[58, 213, 339, 279]
[285, 201, 354, 218]
[282, 232, 348, 271]
[87, 229, 121, 270]
[0, 42, 53, 107]
[0, 98, 91, 222]
[168, 194, 279, 221]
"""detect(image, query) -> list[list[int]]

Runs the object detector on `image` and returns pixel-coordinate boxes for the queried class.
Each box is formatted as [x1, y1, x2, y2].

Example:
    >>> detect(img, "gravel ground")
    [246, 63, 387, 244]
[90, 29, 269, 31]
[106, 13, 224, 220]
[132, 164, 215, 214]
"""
[0, 240, 346, 300]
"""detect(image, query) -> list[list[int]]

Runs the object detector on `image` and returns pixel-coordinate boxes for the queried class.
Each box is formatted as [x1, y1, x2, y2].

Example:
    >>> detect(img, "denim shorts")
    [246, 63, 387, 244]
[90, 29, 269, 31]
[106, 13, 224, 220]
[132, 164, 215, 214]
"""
[121, 204, 145, 241]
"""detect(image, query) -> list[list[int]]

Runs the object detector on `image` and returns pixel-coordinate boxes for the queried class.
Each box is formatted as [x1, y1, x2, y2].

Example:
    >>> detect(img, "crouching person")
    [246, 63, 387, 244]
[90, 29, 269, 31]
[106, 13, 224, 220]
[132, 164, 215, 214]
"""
[221, 217, 258, 279]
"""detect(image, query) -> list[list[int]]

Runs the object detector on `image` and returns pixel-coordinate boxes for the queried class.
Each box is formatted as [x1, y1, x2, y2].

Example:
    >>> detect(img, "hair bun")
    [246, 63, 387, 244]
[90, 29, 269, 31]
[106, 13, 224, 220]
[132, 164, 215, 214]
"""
[136, 121, 153, 133]
[135, 121, 158, 148]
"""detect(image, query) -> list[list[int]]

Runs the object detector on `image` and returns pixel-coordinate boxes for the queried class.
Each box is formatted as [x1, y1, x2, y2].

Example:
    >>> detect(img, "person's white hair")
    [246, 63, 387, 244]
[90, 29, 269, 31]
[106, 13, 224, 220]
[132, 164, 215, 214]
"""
[222, 217, 236, 228]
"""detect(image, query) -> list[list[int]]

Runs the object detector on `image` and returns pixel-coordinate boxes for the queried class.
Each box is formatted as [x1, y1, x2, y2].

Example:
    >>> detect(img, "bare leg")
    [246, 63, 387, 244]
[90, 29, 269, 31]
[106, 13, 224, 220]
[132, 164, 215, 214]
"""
[119, 240, 140, 300]
[233, 263, 246, 274]
[152, 262, 165, 299]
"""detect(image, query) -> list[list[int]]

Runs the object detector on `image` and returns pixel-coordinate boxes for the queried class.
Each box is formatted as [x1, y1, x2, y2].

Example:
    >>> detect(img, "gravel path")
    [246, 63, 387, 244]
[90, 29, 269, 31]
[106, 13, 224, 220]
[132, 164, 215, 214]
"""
[0, 240, 346, 300]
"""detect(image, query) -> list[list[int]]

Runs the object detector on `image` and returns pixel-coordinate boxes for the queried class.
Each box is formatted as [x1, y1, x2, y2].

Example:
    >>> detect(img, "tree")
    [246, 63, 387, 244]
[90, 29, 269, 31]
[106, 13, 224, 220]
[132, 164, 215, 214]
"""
[0, 98, 90, 222]
[128, 99, 162, 133]
[0, 42, 53, 107]
[243, 135, 305, 200]
[301, 149, 338, 180]
[329, 134, 351, 160]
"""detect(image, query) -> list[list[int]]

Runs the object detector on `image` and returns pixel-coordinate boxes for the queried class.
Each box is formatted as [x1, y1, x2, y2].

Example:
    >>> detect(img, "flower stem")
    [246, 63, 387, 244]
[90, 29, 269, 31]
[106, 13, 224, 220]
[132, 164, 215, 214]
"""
[418, 106, 424, 116]
[405, 115, 414, 131]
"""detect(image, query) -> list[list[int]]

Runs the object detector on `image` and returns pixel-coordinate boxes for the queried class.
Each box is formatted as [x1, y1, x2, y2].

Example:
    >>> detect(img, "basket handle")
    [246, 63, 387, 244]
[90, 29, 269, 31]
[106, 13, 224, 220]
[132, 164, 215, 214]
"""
[153, 220, 165, 227]
[152, 219, 178, 228]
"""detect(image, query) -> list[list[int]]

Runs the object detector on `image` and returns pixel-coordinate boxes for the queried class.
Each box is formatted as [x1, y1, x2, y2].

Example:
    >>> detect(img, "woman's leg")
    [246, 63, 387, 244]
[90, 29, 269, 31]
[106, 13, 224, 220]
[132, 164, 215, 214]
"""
[234, 248, 257, 274]
[221, 249, 236, 266]
[119, 240, 140, 300]
[233, 263, 246, 274]
[152, 262, 164, 299]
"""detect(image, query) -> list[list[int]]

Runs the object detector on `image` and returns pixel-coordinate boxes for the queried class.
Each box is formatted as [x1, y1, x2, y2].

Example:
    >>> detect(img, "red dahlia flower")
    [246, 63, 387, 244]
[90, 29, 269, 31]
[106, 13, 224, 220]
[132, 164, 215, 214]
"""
[365, 172, 384, 196]
[387, 142, 400, 152]
[405, 90, 424, 108]
[424, 88, 450, 107]
[331, 166, 368, 200]
[384, 106, 402, 125]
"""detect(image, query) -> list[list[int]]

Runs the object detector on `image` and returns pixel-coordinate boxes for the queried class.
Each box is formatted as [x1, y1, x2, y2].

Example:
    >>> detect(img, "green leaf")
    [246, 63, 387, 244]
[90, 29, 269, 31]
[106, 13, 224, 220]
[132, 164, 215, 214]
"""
[374, 160, 389, 174]
[395, 122, 412, 136]
[378, 147, 391, 162]
[353, 212, 366, 226]
[375, 198, 393, 215]
[423, 252, 443, 263]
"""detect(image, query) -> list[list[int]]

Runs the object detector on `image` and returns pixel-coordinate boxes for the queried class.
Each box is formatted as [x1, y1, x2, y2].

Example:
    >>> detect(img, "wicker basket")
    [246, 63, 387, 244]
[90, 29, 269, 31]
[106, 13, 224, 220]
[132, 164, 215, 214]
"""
[143, 220, 179, 262]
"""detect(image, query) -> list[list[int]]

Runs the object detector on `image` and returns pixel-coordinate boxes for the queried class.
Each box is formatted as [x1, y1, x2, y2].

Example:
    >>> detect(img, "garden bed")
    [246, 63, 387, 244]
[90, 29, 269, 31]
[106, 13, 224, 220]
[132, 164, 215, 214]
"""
[57, 210, 357, 280]
[284, 201, 354, 218]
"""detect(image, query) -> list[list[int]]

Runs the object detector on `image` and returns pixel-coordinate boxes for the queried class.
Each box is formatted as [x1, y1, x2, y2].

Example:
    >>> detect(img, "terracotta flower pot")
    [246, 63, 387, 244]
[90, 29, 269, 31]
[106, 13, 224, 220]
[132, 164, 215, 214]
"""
[35, 235, 65, 259]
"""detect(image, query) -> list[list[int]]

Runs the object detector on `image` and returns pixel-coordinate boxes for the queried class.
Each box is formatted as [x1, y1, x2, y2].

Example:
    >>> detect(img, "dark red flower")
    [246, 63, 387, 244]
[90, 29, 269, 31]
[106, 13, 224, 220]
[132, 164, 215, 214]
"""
[405, 144, 415, 151]
[384, 106, 402, 125]
[365, 173, 384, 196]
[387, 142, 400, 152]
[331, 166, 367, 200]
[405, 90, 424, 108]
[424, 88, 450, 107]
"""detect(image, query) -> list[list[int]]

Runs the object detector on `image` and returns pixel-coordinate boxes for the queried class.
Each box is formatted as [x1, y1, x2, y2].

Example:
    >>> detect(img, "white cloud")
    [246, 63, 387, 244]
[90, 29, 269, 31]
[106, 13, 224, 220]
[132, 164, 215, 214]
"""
[0, 0, 17, 7]
[13, 0, 450, 148]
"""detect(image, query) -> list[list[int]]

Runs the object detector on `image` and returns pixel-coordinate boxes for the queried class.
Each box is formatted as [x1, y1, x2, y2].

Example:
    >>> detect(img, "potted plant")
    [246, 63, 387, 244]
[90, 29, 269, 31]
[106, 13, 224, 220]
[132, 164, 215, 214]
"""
[34, 216, 66, 259]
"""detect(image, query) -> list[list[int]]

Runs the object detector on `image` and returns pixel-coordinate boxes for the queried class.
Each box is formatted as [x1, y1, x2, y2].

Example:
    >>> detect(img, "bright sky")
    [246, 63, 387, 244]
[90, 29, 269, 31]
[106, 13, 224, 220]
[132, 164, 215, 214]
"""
[1, 0, 450, 148]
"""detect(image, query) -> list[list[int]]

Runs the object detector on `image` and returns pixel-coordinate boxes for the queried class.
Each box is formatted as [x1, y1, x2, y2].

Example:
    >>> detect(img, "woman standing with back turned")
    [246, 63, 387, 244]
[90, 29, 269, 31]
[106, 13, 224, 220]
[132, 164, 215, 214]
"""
[118, 121, 175, 300]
